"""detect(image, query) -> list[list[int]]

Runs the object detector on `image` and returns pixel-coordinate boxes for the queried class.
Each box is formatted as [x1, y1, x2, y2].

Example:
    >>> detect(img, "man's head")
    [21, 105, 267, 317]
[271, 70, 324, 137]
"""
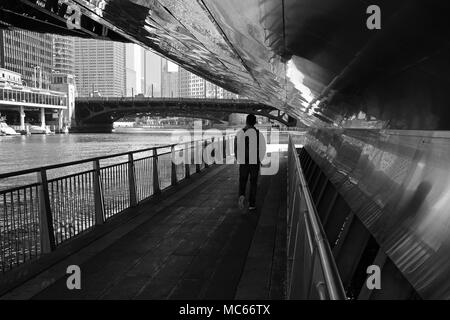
[246, 114, 257, 126]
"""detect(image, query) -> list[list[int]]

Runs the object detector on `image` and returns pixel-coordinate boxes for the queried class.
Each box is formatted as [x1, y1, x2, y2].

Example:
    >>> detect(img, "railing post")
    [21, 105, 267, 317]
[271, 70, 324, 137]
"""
[128, 153, 137, 206]
[171, 145, 178, 186]
[211, 137, 216, 163]
[223, 135, 227, 161]
[204, 139, 209, 169]
[185, 142, 190, 179]
[93, 159, 105, 225]
[153, 148, 161, 194]
[196, 140, 201, 173]
[37, 169, 56, 253]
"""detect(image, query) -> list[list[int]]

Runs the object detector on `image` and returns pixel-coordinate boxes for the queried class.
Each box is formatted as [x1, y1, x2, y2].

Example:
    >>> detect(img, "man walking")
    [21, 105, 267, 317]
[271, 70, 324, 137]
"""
[234, 114, 266, 211]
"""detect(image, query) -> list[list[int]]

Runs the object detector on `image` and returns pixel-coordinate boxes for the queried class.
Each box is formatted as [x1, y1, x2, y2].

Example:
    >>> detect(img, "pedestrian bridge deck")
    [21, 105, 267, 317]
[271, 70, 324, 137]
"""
[1, 156, 287, 299]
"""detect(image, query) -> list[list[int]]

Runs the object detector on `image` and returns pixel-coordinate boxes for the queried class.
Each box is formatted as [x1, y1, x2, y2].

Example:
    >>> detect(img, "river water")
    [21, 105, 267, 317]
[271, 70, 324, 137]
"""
[0, 130, 190, 269]
[0, 130, 187, 175]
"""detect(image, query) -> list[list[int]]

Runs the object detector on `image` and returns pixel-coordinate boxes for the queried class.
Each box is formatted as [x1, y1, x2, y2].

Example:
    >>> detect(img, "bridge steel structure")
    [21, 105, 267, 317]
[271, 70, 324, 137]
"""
[74, 97, 290, 132]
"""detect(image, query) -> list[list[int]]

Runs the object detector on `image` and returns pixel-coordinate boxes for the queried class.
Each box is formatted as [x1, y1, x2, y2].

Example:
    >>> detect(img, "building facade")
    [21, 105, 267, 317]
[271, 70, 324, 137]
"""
[74, 38, 125, 97]
[179, 68, 206, 98]
[125, 43, 139, 96]
[144, 50, 161, 97]
[0, 30, 53, 89]
[0, 68, 22, 86]
[125, 44, 162, 97]
[53, 36, 75, 75]
[50, 73, 76, 128]
[178, 66, 238, 99]
[161, 59, 179, 97]
[178, 67, 190, 98]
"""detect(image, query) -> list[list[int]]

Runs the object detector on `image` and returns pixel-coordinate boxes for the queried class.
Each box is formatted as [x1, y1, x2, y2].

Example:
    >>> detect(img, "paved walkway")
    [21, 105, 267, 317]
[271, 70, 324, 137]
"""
[4, 155, 287, 300]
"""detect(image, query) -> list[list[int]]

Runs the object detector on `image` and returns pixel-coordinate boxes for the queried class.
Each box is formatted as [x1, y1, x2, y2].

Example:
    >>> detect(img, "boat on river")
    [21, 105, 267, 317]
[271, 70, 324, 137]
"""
[28, 125, 54, 135]
[0, 116, 20, 136]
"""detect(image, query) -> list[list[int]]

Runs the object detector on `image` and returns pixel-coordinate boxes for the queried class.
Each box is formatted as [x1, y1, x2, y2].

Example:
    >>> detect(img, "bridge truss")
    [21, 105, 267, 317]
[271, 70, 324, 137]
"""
[75, 97, 291, 127]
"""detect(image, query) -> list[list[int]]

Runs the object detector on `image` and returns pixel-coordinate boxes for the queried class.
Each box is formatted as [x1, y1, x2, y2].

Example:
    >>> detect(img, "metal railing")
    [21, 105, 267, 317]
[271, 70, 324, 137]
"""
[0, 135, 234, 273]
[287, 135, 346, 300]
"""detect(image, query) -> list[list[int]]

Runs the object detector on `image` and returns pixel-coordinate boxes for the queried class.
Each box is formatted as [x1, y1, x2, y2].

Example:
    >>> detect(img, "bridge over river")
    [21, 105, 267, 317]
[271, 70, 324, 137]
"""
[73, 97, 293, 132]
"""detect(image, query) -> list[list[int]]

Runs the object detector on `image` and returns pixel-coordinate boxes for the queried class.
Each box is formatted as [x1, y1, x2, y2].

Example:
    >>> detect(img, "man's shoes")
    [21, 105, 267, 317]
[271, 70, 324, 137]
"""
[238, 195, 245, 210]
[248, 206, 256, 211]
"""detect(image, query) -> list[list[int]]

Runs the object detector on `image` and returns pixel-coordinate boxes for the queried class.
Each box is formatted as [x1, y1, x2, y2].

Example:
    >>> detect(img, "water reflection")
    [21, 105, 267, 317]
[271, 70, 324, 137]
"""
[0, 132, 182, 174]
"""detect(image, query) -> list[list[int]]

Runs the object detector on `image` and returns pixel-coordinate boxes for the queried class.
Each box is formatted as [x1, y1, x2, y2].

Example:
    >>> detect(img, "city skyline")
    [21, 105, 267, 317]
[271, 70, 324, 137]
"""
[0, 29, 244, 131]
[0, 29, 238, 100]
[0, 29, 53, 89]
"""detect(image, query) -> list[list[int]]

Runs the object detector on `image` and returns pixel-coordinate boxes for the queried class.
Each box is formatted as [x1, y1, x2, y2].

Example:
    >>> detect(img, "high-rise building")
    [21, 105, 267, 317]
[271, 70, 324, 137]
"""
[178, 67, 191, 98]
[0, 30, 53, 88]
[161, 59, 179, 97]
[144, 50, 161, 97]
[179, 68, 207, 98]
[53, 36, 75, 75]
[206, 82, 239, 99]
[125, 43, 142, 96]
[178, 66, 238, 99]
[125, 44, 161, 97]
[74, 38, 125, 97]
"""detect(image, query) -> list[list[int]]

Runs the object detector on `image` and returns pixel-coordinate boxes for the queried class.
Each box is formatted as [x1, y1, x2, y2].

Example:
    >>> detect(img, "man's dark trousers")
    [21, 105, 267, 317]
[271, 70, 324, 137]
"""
[239, 164, 259, 207]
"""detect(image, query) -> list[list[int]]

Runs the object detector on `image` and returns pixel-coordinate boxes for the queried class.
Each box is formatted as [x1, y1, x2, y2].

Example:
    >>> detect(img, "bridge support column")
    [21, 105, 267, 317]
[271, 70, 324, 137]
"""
[19, 106, 25, 130]
[40, 108, 46, 128]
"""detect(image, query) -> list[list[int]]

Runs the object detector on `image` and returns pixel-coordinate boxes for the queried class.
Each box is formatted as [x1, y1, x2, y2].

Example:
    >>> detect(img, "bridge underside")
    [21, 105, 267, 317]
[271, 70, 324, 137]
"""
[74, 98, 291, 132]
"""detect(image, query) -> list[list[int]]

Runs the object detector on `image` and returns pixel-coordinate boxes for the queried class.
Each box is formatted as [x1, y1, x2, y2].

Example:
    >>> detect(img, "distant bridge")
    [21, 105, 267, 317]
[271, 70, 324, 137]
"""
[74, 97, 290, 132]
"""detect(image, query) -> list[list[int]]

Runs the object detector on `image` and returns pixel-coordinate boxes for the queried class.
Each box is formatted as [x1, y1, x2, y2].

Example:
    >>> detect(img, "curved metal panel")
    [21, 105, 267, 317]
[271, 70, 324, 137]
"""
[2, 0, 450, 129]
[304, 129, 450, 299]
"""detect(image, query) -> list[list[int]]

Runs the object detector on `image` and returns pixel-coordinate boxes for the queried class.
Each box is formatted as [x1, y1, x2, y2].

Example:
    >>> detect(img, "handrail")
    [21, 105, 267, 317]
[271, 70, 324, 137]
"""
[0, 135, 235, 273]
[287, 134, 346, 300]
[0, 137, 221, 179]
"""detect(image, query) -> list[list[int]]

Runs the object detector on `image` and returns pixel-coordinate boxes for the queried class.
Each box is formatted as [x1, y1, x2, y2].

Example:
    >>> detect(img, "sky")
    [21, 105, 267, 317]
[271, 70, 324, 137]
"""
[167, 61, 179, 72]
